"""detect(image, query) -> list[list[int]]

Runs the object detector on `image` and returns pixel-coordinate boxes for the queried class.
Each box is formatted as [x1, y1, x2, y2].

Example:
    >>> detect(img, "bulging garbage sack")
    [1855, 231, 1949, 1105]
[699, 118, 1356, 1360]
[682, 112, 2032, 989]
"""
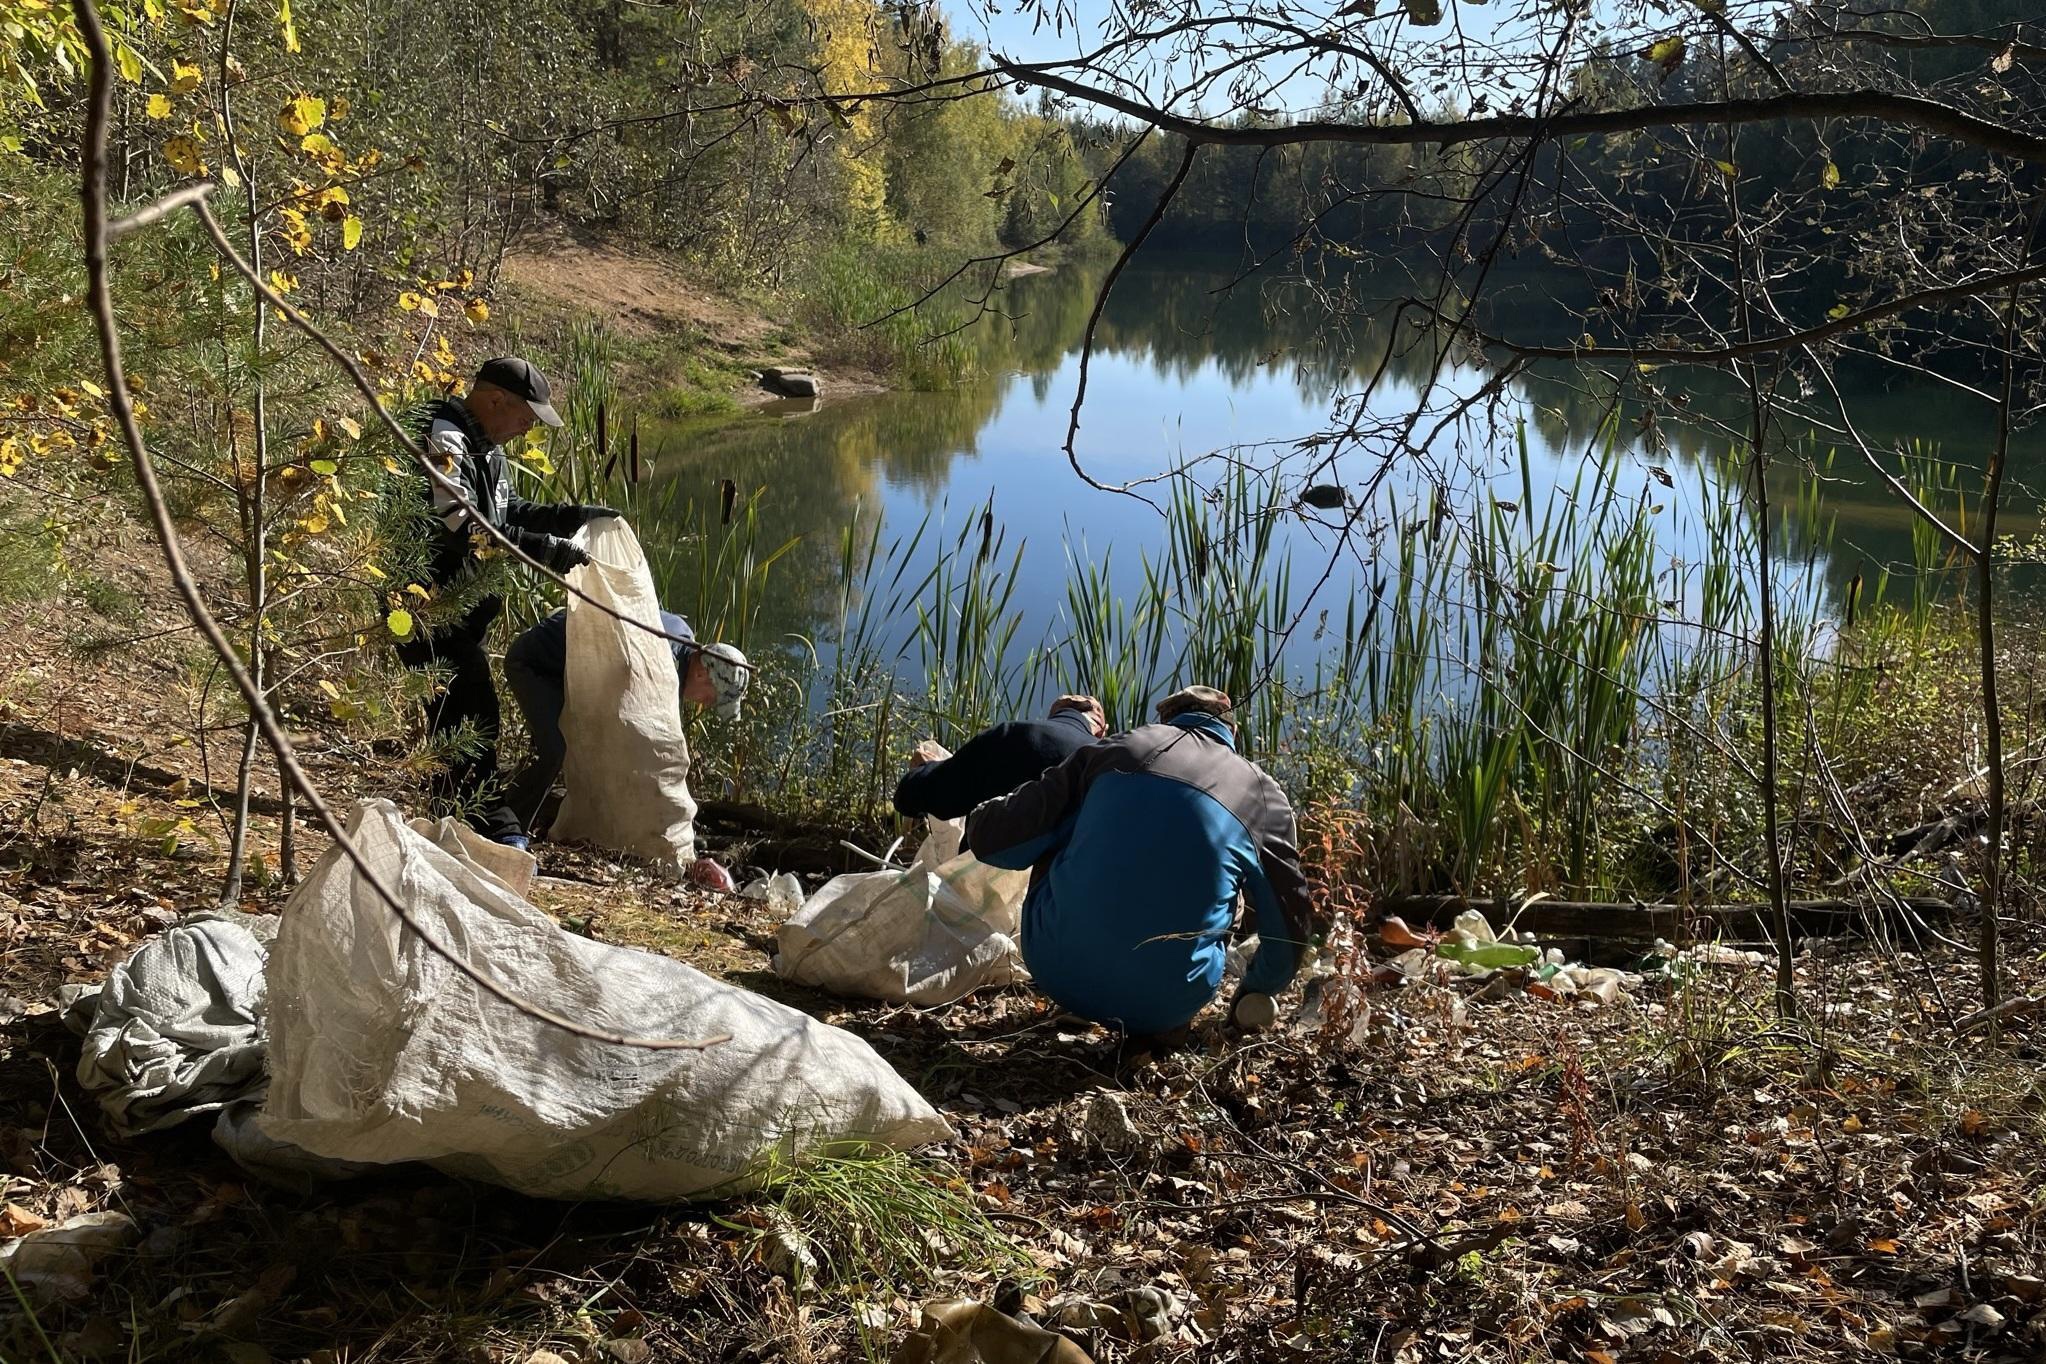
[258, 800, 950, 1200]
[774, 818, 1029, 1006]
[549, 518, 697, 869]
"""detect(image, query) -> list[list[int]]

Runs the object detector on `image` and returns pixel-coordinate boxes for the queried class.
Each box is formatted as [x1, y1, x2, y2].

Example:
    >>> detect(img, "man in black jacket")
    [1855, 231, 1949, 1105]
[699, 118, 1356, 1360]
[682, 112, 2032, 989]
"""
[892, 695, 1107, 820]
[399, 356, 616, 846]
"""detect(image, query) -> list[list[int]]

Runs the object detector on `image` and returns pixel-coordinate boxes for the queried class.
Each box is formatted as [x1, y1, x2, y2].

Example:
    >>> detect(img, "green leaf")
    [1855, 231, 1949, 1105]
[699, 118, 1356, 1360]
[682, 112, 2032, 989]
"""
[1713, 159, 1738, 178]
[386, 608, 414, 639]
[1827, 303, 1851, 320]
[115, 43, 142, 84]
[310, 458, 337, 475]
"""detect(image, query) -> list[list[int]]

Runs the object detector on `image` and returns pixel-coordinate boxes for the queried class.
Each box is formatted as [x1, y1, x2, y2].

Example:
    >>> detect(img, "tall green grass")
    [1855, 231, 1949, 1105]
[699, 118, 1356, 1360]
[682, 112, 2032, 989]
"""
[512, 367, 1978, 903]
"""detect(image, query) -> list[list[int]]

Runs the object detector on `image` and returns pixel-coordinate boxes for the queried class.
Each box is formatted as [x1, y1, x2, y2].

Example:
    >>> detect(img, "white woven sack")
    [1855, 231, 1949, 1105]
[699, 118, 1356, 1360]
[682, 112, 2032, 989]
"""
[773, 817, 1030, 1006]
[548, 519, 697, 868]
[257, 800, 951, 1200]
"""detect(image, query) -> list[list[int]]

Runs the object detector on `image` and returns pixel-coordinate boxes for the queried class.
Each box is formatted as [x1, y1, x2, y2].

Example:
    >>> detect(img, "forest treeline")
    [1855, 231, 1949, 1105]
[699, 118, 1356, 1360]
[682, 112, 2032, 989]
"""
[1099, 0, 2041, 361]
[5, 0, 2032, 350]
[0, 0, 1116, 328]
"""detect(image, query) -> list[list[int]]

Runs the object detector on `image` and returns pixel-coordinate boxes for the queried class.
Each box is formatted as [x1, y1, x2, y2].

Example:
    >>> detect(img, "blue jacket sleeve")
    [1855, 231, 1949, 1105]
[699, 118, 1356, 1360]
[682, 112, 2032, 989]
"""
[964, 740, 1102, 871]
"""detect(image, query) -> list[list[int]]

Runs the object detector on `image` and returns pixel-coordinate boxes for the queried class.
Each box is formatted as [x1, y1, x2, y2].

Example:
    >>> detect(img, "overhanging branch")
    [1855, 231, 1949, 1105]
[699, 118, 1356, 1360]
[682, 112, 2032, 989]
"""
[1000, 61, 2046, 164]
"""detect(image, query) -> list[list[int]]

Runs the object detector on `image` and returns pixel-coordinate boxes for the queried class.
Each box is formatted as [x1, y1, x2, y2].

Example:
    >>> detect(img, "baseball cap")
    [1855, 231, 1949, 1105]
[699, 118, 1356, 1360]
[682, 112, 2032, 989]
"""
[475, 356, 563, 428]
[1156, 685, 1233, 724]
[695, 641, 751, 721]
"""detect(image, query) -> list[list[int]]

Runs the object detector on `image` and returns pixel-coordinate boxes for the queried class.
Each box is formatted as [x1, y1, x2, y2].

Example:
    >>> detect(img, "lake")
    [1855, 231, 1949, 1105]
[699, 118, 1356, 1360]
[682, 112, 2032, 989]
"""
[613, 252, 2034, 716]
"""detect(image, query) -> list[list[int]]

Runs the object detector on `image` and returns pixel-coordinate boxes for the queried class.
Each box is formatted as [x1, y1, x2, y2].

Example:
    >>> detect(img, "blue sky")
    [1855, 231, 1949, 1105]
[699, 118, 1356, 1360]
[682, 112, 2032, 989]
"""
[939, 0, 1537, 118]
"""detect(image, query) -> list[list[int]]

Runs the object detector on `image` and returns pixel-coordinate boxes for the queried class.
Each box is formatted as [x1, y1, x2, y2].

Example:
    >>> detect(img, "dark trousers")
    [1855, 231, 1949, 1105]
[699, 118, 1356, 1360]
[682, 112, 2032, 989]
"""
[394, 596, 520, 840]
[501, 620, 567, 837]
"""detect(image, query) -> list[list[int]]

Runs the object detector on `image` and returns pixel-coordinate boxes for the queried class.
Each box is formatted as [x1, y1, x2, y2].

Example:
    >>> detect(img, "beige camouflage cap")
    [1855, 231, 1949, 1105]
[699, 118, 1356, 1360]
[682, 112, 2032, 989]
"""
[1156, 685, 1233, 724]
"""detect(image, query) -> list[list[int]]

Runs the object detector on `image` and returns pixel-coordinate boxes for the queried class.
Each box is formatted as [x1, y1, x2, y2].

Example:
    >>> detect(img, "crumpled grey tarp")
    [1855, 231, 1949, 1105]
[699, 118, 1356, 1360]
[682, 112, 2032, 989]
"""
[63, 912, 276, 1137]
[62, 911, 372, 1186]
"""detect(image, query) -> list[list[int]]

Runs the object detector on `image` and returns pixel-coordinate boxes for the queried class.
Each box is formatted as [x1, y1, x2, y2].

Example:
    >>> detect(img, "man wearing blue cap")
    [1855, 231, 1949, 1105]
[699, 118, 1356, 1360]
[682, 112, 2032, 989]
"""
[500, 606, 749, 847]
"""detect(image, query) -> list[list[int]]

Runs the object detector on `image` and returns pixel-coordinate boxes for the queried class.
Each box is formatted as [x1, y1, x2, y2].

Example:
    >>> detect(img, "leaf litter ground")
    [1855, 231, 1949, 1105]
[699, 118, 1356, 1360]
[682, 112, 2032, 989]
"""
[3, 566, 2044, 1364]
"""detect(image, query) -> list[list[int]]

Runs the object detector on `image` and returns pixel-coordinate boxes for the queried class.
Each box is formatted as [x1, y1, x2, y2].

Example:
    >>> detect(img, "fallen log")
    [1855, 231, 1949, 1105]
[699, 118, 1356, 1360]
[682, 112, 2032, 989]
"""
[1378, 894, 1957, 942]
[1953, 994, 2044, 1035]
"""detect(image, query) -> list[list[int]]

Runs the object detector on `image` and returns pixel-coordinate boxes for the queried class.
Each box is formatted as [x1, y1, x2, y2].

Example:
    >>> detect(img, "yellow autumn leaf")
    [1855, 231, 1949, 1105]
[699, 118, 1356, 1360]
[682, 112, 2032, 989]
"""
[336, 416, 362, 440]
[277, 0, 299, 52]
[268, 268, 297, 294]
[385, 608, 414, 639]
[330, 95, 350, 120]
[277, 206, 311, 254]
[340, 215, 363, 250]
[1821, 160, 1841, 190]
[396, 291, 423, 312]
[301, 511, 329, 535]
[218, 163, 242, 189]
[299, 131, 335, 158]
[161, 135, 205, 175]
[278, 93, 323, 136]
[414, 295, 440, 319]
[464, 298, 490, 324]
[145, 93, 172, 119]
[116, 43, 142, 83]
[170, 61, 202, 94]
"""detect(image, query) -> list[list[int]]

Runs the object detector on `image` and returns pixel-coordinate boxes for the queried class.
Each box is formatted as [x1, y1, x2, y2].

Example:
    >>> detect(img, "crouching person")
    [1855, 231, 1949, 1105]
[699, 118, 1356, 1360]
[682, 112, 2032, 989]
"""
[500, 605, 748, 850]
[893, 694, 1108, 819]
[964, 686, 1317, 1045]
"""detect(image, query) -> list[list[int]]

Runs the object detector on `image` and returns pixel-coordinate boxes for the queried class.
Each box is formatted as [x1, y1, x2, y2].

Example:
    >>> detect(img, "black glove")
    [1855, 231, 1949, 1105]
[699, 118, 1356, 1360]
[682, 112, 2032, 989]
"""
[543, 538, 592, 574]
[573, 504, 622, 528]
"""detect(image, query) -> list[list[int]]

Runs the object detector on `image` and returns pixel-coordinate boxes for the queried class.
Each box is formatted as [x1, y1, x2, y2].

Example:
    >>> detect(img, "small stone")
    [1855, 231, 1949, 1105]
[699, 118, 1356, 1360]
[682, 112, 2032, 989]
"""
[1081, 1091, 1141, 1153]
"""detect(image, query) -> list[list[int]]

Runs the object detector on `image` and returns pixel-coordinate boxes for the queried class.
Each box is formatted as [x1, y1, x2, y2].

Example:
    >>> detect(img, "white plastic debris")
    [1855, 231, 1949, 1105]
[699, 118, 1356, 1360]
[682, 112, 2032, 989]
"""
[741, 872, 804, 917]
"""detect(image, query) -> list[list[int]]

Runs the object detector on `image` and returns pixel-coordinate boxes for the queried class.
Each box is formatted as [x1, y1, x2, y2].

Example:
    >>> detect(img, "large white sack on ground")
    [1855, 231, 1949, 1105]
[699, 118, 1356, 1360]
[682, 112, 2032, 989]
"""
[258, 800, 951, 1201]
[548, 518, 697, 869]
[773, 817, 1030, 1006]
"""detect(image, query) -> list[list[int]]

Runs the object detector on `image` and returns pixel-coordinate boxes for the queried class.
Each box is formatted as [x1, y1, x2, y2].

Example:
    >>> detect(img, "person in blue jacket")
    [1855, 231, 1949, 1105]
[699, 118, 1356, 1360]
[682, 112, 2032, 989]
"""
[499, 606, 749, 847]
[893, 695, 1107, 820]
[964, 685, 1318, 1042]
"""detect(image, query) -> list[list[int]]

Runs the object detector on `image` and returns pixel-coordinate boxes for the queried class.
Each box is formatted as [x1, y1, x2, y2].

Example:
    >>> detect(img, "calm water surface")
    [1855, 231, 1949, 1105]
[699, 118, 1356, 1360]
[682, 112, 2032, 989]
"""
[619, 255, 2037, 679]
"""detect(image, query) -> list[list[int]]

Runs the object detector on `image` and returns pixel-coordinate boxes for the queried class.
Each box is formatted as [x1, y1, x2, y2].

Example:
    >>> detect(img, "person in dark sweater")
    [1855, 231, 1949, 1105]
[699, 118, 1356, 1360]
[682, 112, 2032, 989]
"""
[892, 695, 1107, 820]
[501, 606, 749, 843]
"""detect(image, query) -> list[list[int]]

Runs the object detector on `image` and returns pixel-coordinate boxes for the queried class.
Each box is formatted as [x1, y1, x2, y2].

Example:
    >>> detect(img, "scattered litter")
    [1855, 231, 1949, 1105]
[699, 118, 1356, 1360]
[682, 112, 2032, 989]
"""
[257, 800, 950, 1200]
[891, 1298, 1095, 1364]
[551, 519, 698, 870]
[742, 871, 804, 916]
[1375, 909, 1644, 1006]
[687, 856, 736, 893]
[773, 817, 1028, 1006]
[0, 1211, 138, 1301]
